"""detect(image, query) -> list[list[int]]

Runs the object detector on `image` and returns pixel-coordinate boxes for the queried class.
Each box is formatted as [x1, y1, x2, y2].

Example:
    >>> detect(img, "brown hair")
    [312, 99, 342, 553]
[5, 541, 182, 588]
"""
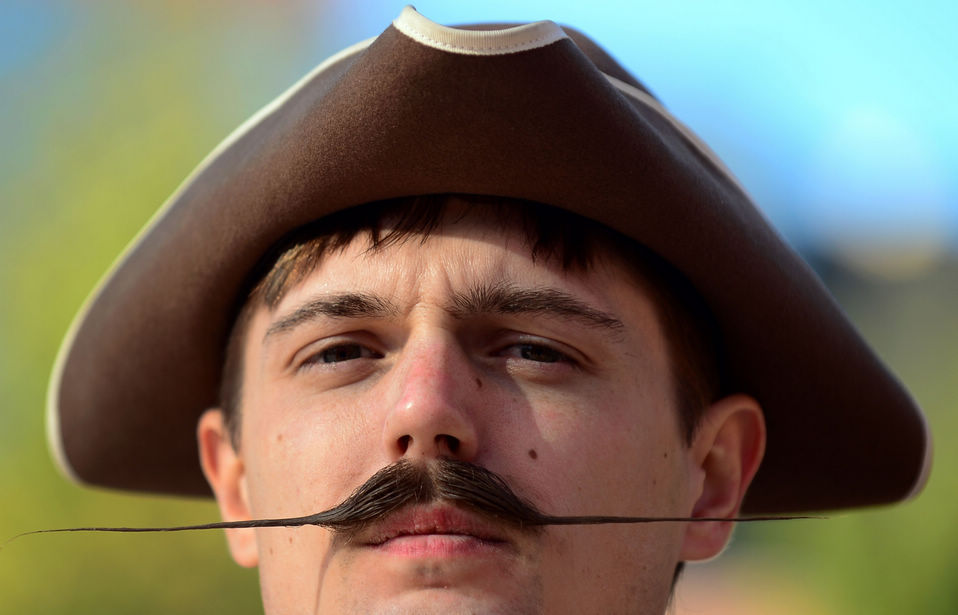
[220, 194, 723, 445]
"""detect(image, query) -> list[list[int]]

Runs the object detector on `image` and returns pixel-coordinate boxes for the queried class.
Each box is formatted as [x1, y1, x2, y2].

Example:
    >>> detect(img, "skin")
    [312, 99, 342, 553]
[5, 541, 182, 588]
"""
[198, 203, 766, 614]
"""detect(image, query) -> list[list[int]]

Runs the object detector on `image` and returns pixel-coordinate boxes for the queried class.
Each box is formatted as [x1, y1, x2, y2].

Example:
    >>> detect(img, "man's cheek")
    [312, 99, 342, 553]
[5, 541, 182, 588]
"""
[245, 417, 377, 516]
[256, 526, 336, 613]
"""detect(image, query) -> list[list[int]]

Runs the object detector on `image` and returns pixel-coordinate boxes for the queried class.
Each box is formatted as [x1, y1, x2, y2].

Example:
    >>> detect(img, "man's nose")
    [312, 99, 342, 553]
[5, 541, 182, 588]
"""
[382, 333, 480, 462]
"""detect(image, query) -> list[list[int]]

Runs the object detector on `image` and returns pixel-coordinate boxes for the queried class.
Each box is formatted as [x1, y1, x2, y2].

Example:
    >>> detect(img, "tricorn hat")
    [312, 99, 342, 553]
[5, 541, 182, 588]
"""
[47, 6, 930, 513]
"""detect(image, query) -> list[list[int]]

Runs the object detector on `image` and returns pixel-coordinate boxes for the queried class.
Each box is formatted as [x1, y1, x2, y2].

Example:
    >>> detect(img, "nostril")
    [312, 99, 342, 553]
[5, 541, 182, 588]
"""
[395, 434, 464, 457]
[437, 434, 460, 455]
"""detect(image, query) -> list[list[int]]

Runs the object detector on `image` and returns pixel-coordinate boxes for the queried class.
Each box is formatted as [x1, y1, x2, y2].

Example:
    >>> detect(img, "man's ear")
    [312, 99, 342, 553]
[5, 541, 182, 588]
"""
[197, 408, 258, 567]
[679, 393, 766, 561]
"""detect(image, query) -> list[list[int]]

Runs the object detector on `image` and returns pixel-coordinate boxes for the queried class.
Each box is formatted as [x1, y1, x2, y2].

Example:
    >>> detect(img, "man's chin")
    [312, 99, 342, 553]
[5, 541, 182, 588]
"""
[313, 547, 542, 614]
[326, 586, 541, 615]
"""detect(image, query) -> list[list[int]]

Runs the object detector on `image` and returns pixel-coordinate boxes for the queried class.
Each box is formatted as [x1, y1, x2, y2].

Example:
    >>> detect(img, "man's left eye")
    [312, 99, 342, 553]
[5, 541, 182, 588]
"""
[517, 343, 565, 363]
[501, 342, 573, 364]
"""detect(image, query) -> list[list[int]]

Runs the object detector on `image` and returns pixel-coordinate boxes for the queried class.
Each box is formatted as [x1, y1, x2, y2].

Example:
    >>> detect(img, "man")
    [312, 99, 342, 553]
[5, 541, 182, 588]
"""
[47, 7, 930, 614]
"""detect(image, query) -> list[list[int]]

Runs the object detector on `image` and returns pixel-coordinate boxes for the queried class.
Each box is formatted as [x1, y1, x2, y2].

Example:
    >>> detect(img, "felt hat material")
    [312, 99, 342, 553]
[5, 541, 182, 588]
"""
[47, 7, 930, 512]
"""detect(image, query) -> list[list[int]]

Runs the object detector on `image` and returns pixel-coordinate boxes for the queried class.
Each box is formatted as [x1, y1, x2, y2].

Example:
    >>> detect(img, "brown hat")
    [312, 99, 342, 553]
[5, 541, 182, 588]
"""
[47, 7, 930, 513]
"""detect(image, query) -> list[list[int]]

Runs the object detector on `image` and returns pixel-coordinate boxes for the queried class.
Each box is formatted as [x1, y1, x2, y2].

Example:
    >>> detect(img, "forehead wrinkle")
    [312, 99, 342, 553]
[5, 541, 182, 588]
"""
[446, 280, 626, 339]
[264, 292, 398, 340]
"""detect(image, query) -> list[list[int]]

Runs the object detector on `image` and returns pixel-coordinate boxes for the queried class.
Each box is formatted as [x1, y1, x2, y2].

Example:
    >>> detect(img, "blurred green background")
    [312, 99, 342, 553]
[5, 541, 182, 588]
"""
[1, 1, 954, 613]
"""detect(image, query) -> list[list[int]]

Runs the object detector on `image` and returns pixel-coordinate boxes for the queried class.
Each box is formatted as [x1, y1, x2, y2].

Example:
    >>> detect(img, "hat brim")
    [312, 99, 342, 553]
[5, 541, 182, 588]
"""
[48, 7, 930, 513]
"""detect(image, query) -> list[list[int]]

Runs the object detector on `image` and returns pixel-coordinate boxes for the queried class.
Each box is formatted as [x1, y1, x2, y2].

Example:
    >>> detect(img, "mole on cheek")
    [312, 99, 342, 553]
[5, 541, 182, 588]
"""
[475, 377, 483, 389]
[528, 449, 538, 460]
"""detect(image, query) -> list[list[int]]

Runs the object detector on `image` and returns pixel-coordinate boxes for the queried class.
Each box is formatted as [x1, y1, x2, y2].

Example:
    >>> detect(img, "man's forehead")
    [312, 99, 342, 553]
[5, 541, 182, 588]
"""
[253, 199, 648, 319]
[258, 214, 640, 336]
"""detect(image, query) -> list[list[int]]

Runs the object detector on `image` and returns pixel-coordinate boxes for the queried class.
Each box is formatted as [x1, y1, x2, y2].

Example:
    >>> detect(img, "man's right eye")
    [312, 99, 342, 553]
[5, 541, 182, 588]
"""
[303, 343, 381, 366]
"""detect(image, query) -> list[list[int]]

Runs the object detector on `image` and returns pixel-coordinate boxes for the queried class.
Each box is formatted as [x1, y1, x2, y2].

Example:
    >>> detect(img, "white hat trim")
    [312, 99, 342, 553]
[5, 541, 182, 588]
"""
[393, 6, 567, 56]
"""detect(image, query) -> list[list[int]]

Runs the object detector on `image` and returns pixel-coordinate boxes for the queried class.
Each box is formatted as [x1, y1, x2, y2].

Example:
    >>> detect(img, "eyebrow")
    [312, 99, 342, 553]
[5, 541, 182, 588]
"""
[263, 283, 625, 341]
[264, 293, 398, 339]
[447, 282, 625, 334]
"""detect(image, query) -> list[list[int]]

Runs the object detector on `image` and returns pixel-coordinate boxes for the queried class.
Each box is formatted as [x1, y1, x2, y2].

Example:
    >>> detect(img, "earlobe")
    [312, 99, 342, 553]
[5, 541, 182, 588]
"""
[679, 393, 766, 561]
[197, 408, 259, 568]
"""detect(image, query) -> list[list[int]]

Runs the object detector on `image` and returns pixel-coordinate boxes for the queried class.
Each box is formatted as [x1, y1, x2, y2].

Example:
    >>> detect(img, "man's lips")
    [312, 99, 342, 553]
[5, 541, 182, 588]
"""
[354, 504, 515, 556]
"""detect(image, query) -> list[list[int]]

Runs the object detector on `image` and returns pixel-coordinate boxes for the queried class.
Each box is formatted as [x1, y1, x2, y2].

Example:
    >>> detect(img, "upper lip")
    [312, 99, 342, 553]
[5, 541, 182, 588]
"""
[355, 503, 512, 547]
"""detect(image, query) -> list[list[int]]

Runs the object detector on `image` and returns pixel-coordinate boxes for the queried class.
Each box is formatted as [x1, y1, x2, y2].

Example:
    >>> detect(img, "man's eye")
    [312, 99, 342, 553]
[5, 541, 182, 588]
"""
[510, 343, 571, 364]
[305, 344, 380, 365]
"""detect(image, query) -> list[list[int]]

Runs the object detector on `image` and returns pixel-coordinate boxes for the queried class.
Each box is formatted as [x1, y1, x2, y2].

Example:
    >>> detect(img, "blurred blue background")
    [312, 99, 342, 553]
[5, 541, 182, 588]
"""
[1, 1, 955, 613]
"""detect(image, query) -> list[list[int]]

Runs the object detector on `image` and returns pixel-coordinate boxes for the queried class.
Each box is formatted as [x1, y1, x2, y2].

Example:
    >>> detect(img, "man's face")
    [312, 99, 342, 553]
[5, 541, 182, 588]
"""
[200, 206, 757, 614]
